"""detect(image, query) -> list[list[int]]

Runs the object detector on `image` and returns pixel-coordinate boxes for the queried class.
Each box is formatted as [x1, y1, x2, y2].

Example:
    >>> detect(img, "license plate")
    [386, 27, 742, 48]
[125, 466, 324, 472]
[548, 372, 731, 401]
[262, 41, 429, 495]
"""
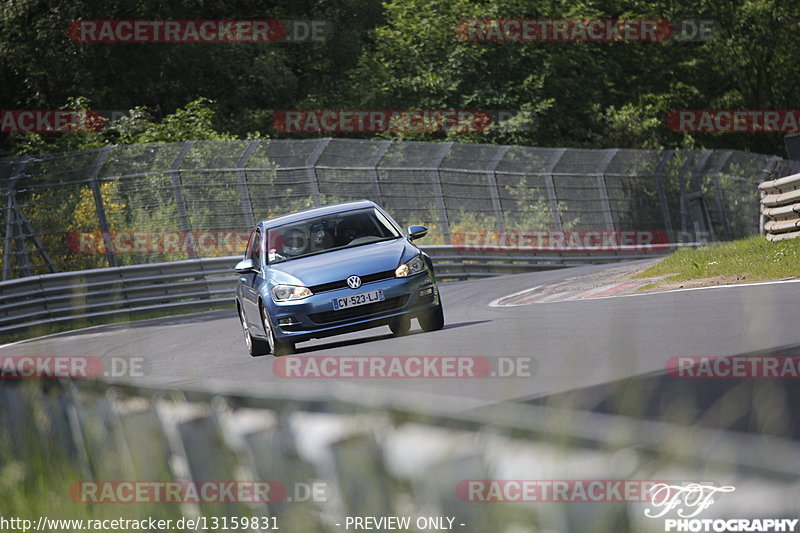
[332, 289, 385, 310]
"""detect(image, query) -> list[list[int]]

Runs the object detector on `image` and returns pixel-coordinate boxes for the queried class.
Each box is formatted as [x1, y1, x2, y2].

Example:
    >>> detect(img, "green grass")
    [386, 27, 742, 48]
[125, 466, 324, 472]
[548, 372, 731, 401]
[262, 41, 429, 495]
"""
[634, 235, 800, 288]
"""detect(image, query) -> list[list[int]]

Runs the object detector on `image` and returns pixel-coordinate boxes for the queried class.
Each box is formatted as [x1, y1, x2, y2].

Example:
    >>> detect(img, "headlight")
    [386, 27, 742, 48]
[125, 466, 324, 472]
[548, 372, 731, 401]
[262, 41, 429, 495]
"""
[395, 256, 426, 278]
[272, 285, 313, 301]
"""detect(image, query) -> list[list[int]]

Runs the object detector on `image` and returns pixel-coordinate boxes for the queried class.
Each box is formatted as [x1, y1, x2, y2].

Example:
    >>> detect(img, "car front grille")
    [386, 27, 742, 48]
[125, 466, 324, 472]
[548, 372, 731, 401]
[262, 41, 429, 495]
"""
[309, 269, 396, 294]
[308, 295, 409, 324]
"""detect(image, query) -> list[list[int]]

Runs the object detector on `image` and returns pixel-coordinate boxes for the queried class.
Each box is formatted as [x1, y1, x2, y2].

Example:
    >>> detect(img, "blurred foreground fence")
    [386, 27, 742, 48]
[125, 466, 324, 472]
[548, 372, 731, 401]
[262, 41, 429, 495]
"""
[1, 378, 797, 532]
[760, 172, 800, 241]
[3, 139, 799, 280]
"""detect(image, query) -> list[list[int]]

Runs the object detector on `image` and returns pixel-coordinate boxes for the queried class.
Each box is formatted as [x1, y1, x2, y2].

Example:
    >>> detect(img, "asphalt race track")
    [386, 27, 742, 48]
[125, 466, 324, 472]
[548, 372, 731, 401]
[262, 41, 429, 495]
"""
[3, 261, 800, 417]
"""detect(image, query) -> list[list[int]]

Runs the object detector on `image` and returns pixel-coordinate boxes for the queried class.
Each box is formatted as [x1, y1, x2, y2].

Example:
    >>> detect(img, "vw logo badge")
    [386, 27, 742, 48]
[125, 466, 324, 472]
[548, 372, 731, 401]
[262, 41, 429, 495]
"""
[347, 275, 362, 289]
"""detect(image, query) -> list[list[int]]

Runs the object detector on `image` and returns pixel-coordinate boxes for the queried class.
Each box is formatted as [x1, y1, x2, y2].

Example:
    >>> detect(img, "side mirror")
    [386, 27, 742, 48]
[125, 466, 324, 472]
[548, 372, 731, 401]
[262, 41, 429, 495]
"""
[408, 225, 428, 241]
[234, 258, 257, 274]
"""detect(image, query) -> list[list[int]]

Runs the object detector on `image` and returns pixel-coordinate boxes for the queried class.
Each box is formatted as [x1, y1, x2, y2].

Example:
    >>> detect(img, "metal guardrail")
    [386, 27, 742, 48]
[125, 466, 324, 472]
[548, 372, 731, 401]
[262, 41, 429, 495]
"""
[760, 172, 800, 241]
[425, 245, 669, 278]
[0, 246, 670, 338]
[0, 256, 235, 337]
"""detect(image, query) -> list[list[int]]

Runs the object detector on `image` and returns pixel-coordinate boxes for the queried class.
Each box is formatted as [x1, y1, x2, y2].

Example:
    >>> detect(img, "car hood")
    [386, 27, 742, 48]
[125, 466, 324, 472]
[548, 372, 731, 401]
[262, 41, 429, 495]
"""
[266, 238, 418, 286]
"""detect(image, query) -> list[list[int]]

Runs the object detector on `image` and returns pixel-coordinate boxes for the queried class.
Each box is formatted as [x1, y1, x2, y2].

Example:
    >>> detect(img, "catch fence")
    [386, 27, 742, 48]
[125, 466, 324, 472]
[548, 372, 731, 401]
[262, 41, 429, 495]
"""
[2, 139, 797, 280]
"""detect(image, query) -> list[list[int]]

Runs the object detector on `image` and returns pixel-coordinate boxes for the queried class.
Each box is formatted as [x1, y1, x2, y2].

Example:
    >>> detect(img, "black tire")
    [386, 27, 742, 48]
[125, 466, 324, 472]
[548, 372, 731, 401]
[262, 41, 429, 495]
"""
[419, 302, 445, 332]
[261, 303, 295, 356]
[239, 304, 269, 357]
[389, 315, 411, 336]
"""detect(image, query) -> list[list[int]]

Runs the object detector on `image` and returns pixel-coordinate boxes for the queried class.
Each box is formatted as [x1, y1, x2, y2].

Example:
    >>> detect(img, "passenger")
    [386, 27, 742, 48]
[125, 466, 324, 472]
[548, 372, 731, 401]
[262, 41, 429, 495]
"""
[311, 226, 334, 251]
[336, 220, 361, 246]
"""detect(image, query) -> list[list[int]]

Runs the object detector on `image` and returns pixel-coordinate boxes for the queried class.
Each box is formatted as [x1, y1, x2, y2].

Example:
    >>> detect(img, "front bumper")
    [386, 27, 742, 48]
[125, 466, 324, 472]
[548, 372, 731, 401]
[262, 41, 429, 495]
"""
[265, 273, 439, 343]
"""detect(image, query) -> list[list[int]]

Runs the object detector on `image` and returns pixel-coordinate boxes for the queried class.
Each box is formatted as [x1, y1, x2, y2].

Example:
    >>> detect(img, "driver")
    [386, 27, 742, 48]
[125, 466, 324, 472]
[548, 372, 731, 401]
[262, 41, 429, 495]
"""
[281, 228, 308, 257]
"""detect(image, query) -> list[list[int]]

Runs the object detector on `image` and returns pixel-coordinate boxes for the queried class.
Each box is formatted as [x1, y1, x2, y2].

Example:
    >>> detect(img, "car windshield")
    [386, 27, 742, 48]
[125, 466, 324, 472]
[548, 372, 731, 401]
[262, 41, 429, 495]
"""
[266, 207, 401, 263]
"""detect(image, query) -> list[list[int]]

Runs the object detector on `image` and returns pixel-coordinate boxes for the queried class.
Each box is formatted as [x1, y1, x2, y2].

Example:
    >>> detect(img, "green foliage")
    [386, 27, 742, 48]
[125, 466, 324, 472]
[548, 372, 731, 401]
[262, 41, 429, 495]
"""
[11, 98, 236, 155]
[1, 0, 799, 155]
[339, 0, 800, 153]
[0, 0, 384, 155]
[116, 98, 236, 144]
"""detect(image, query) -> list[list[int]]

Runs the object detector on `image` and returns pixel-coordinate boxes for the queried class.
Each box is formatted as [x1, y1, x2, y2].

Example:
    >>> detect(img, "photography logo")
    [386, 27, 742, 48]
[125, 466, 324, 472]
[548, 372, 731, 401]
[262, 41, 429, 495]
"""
[643, 483, 798, 532]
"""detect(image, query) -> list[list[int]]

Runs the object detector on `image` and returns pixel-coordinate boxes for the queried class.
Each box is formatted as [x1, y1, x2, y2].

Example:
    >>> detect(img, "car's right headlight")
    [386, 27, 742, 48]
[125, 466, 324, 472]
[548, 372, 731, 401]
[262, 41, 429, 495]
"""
[272, 285, 313, 301]
[395, 256, 426, 278]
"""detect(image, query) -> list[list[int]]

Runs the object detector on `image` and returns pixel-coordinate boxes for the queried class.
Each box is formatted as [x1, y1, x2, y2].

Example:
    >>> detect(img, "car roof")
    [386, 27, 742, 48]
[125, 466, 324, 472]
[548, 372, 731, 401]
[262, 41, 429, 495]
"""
[260, 200, 377, 229]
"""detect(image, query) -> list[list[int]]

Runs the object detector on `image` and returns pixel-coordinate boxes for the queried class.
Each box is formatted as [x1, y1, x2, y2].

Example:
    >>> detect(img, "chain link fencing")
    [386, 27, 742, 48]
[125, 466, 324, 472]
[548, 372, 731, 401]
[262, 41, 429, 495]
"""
[2, 138, 798, 280]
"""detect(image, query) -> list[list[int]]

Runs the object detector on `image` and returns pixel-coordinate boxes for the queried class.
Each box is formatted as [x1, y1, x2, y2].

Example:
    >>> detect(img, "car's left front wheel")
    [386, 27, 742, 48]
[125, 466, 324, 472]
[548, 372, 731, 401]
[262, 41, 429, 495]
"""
[239, 304, 269, 357]
[261, 303, 295, 356]
[419, 300, 445, 332]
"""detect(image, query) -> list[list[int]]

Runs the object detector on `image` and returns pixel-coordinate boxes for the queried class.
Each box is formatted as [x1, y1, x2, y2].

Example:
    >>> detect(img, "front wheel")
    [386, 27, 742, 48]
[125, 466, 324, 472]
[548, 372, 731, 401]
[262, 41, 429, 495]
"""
[418, 302, 444, 332]
[389, 315, 411, 336]
[261, 304, 295, 356]
[240, 304, 269, 357]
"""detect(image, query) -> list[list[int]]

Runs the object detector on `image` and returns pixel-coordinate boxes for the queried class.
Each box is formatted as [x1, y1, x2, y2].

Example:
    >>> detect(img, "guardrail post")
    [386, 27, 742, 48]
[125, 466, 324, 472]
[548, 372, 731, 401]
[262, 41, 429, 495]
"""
[2, 158, 58, 279]
[11, 202, 58, 278]
[708, 151, 734, 240]
[87, 146, 116, 267]
[543, 149, 565, 230]
[431, 142, 454, 244]
[596, 149, 618, 230]
[13, 214, 31, 277]
[3, 159, 29, 280]
[653, 150, 675, 242]
[235, 140, 260, 227]
[305, 138, 330, 206]
[677, 152, 695, 240]
[3, 197, 20, 280]
[367, 140, 392, 204]
[170, 141, 197, 258]
[758, 156, 782, 236]
[687, 151, 716, 241]
[486, 145, 510, 230]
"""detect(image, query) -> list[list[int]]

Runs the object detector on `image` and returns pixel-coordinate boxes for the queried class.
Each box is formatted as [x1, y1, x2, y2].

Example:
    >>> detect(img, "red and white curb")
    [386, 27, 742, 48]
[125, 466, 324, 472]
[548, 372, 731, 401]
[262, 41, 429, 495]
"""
[490, 279, 651, 307]
[491, 276, 800, 307]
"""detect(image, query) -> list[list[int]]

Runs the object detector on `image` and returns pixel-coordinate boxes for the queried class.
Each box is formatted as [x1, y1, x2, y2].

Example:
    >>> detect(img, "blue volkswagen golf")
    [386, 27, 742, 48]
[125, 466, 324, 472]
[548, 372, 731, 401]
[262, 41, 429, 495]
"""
[234, 200, 444, 356]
